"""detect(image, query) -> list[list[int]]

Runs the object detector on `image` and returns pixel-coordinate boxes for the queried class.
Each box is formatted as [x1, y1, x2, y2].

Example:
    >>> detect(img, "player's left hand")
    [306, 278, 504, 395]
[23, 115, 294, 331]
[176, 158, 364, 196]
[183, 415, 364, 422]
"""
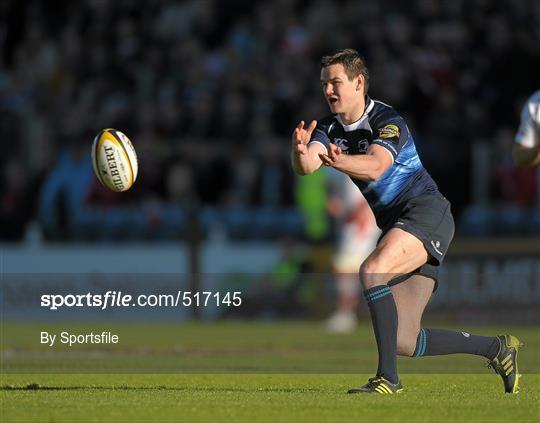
[319, 143, 343, 167]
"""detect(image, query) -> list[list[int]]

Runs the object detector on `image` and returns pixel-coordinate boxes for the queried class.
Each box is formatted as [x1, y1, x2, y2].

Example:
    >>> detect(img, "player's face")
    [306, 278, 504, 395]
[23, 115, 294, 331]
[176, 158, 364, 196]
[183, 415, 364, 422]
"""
[321, 64, 362, 114]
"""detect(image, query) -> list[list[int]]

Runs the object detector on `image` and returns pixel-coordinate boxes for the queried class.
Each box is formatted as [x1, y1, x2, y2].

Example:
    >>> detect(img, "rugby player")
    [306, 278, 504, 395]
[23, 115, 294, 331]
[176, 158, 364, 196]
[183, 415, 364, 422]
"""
[291, 49, 522, 394]
[513, 90, 540, 167]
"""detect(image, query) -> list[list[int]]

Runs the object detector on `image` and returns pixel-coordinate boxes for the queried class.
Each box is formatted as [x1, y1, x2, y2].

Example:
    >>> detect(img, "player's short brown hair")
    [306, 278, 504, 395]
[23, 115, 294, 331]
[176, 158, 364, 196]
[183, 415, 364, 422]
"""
[321, 49, 369, 94]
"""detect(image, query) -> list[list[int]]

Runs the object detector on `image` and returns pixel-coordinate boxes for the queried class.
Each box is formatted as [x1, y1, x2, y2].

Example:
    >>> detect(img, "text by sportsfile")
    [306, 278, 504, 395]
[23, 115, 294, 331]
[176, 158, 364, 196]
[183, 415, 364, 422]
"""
[40, 291, 243, 310]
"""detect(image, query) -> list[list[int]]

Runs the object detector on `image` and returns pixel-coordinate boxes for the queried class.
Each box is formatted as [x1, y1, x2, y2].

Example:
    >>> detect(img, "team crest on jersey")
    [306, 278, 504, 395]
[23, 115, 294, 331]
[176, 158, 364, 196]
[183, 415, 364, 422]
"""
[378, 124, 400, 142]
[358, 139, 369, 153]
[332, 138, 350, 152]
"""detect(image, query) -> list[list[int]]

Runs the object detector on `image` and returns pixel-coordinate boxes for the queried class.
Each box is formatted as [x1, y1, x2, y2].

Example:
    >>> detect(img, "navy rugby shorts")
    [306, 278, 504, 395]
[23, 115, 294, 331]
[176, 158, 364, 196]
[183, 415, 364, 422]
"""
[379, 193, 455, 291]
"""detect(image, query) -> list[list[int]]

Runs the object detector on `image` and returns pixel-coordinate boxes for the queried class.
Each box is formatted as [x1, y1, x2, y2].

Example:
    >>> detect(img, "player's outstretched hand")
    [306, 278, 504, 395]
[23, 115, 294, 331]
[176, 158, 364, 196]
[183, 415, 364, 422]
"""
[319, 143, 342, 166]
[292, 120, 317, 155]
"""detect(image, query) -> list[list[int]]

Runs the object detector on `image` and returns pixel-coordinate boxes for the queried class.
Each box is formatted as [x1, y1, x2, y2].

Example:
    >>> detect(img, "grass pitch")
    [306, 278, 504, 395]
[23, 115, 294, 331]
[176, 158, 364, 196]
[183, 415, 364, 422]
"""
[1, 321, 539, 422]
[2, 373, 540, 422]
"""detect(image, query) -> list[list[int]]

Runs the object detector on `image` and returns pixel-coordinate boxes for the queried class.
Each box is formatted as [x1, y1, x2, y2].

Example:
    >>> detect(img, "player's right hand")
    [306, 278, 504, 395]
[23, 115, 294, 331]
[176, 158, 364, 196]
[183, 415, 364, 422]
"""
[292, 120, 317, 155]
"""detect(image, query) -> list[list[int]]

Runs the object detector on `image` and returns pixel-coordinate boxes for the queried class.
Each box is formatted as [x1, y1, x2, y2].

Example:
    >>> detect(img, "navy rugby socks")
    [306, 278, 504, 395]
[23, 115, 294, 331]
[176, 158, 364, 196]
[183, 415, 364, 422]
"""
[413, 328, 500, 359]
[363, 286, 399, 384]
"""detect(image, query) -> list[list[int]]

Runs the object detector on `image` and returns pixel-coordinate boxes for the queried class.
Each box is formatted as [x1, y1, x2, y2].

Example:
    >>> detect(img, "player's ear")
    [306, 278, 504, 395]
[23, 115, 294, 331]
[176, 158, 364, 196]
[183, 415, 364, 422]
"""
[356, 75, 363, 91]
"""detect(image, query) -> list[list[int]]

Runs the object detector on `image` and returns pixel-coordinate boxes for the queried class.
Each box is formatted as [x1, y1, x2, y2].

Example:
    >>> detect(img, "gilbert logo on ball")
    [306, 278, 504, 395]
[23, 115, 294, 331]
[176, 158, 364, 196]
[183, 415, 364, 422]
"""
[91, 129, 138, 192]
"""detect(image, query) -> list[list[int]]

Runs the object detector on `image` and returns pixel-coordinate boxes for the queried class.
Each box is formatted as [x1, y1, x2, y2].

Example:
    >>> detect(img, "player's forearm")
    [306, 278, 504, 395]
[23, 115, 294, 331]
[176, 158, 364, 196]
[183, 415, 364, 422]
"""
[513, 144, 540, 167]
[332, 154, 386, 181]
[291, 151, 319, 175]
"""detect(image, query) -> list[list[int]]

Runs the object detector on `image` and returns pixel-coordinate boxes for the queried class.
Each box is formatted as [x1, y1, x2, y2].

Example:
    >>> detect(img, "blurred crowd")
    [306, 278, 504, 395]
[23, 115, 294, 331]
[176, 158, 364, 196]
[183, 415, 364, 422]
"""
[1, 0, 539, 241]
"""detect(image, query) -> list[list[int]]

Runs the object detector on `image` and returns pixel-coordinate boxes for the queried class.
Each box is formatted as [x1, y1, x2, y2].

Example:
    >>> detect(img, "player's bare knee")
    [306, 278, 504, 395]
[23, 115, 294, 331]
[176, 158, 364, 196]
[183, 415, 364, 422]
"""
[359, 260, 388, 289]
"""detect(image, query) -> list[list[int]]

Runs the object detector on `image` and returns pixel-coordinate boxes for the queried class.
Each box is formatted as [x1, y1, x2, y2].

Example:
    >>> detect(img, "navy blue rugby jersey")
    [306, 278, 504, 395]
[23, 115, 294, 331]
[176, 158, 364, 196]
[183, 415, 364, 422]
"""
[309, 97, 439, 229]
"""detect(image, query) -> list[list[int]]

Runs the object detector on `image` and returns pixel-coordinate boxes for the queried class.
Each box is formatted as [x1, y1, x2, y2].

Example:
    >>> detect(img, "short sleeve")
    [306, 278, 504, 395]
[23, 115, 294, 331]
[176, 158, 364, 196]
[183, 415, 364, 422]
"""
[371, 118, 409, 161]
[309, 129, 329, 154]
[308, 119, 332, 154]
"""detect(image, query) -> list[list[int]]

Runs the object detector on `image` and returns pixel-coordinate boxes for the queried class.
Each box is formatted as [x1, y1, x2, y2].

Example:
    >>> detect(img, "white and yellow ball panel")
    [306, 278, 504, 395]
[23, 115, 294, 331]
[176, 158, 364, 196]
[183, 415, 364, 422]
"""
[91, 129, 138, 192]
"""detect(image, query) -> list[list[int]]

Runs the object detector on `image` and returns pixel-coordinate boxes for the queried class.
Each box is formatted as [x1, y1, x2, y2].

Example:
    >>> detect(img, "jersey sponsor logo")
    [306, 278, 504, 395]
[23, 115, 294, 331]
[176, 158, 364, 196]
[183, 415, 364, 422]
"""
[378, 124, 400, 142]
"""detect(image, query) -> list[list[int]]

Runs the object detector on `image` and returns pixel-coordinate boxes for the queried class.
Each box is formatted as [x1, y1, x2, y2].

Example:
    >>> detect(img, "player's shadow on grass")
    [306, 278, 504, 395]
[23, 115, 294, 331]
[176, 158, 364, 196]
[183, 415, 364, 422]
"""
[2, 384, 323, 393]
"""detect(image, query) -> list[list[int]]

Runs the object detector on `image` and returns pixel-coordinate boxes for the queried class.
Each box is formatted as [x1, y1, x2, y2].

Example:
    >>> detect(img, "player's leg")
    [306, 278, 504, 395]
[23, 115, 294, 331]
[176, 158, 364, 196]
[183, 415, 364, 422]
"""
[392, 274, 523, 394]
[351, 192, 456, 393]
[348, 228, 427, 394]
[391, 274, 434, 356]
[354, 192, 456, 391]
[391, 274, 499, 358]
[356, 227, 428, 387]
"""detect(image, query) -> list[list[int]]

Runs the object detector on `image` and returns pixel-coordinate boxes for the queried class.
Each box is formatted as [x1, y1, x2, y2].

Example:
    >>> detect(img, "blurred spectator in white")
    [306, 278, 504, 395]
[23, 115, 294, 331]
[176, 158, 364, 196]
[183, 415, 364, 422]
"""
[325, 170, 380, 333]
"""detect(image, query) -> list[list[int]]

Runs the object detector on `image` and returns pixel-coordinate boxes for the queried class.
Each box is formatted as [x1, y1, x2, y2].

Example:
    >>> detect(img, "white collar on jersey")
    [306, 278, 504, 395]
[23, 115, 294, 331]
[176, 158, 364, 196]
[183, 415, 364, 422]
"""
[335, 97, 375, 132]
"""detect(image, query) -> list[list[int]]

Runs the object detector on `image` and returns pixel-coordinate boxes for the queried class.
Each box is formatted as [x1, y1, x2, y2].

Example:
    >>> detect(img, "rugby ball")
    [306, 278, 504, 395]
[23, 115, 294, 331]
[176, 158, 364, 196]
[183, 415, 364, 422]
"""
[91, 129, 138, 192]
